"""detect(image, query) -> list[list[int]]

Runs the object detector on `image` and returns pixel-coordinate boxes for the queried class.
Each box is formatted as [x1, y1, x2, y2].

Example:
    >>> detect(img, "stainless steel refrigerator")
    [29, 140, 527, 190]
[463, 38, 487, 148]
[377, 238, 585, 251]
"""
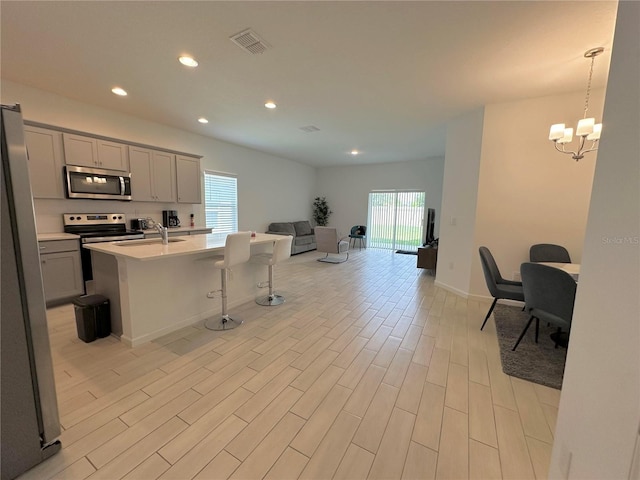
[1, 104, 61, 480]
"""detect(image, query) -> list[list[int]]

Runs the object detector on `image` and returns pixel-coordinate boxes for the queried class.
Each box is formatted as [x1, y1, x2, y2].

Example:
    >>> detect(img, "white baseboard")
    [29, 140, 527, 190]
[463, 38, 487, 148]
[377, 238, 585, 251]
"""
[434, 280, 470, 299]
[434, 281, 524, 308]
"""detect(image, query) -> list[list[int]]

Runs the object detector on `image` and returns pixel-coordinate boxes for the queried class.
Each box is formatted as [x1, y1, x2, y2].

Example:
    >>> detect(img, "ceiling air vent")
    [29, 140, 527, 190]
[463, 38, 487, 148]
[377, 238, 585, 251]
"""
[230, 29, 269, 55]
[299, 125, 321, 133]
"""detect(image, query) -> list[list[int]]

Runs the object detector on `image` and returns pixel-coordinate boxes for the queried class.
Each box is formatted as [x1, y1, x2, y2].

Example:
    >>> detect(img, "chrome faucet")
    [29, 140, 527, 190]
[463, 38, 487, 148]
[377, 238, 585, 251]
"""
[147, 218, 169, 245]
[155, 223, 169, 245]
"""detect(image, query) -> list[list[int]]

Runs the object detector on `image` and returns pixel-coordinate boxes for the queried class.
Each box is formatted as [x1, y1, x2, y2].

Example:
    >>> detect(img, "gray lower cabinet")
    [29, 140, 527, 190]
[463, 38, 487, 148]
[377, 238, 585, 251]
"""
[38, 239, 83, 304]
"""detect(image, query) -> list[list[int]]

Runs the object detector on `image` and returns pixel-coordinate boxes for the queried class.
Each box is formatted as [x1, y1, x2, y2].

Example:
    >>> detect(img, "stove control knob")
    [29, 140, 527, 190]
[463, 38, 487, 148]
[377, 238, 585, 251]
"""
[112, 216, 117, 220]
[70, 216, 75, 220]
[77, 216, 82, 220]
[118, 216, 122, 219]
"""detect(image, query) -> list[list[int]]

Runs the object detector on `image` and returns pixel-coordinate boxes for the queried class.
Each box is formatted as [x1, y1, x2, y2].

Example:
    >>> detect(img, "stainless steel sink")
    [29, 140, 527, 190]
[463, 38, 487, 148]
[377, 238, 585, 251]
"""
[116, 238, 186, 247]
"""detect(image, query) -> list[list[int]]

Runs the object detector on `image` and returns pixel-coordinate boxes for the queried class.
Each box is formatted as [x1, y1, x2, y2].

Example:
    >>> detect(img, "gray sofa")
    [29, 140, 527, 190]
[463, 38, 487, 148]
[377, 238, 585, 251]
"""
[266, 221, 316, 255]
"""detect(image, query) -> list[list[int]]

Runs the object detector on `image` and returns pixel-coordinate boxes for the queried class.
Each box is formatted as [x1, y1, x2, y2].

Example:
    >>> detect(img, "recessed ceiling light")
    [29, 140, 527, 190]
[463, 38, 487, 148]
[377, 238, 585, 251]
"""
[197, 117, 209, 124]
[351, 150, 359, 155]
[178, 56, 198, 67]
[264, 102, 277, 109]
[111, 87, 127, 96]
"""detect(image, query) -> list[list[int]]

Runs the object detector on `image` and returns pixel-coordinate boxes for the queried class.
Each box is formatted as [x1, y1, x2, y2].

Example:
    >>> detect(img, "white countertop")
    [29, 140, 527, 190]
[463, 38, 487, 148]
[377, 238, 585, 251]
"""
[84, 232, 282, 261]
[37, 233, 80, 241]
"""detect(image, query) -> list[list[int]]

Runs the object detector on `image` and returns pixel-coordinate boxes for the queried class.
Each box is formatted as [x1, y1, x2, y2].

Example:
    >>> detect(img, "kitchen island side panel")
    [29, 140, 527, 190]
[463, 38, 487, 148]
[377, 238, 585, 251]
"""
[90, 243, 272, 346]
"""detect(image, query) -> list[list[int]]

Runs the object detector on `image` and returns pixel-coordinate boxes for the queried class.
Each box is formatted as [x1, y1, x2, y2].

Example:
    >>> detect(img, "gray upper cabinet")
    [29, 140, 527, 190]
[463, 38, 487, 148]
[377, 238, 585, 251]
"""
[63, 133, 129, 171]
[176, 155, 201, 204]
[24, 126, 65, 199]
[62, 133, 97, 168]
[129, 146, 176, 202]
[25, 124, 200, 204]
[96, 139, 129, 171]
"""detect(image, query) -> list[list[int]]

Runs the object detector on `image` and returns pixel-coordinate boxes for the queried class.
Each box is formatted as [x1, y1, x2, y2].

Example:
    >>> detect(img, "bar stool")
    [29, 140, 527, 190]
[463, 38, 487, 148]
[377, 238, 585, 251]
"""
[252, 235, 293, 306]
[204, 231, 251, 331]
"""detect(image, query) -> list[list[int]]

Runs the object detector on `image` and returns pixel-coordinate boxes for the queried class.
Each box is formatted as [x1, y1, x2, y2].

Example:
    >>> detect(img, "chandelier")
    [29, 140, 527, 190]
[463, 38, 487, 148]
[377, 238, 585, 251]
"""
[548, 47, 604, 161]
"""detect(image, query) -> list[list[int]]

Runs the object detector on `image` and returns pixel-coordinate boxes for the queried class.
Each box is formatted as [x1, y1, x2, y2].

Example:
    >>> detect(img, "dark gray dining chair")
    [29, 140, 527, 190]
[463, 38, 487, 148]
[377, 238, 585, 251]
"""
[478, 247, 525, 330]
[529, 243, 571, 263]
[513, 262, 577, 351]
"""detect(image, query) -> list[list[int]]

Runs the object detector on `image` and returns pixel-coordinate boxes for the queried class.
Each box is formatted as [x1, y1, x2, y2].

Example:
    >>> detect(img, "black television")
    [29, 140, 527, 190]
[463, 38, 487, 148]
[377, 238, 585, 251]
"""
[424, 208, 436, 246]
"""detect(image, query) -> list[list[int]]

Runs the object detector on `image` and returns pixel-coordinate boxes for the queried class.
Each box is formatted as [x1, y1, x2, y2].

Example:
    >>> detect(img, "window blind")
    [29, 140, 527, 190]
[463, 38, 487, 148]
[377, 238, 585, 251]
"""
[203, 171, 238, 234]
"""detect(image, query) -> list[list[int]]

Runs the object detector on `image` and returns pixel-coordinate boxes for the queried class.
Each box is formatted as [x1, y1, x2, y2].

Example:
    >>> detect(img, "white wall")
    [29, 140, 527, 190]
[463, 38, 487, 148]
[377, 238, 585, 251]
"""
[436, 108, 485, 296]
[0, 81, 316, 233]
[469, 89, 604, 297]
[315, 158, 445, 239]
[550, 1, 640, 477]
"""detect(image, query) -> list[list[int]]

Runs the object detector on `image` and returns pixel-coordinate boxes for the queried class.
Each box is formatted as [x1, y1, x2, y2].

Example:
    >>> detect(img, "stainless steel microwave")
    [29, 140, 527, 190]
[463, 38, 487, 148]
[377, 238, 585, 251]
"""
[65, 166, 132, 200]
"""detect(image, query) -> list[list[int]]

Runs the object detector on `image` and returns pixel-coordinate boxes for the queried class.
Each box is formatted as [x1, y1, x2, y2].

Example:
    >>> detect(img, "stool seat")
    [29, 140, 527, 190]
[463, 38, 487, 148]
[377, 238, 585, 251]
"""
[204, 232, 251, 331]
[252, 235, 292, 306]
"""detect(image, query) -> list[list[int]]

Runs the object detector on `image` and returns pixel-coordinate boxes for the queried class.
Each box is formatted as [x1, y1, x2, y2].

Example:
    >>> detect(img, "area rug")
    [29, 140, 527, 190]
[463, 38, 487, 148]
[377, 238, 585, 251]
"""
[492, 304, 567, 390]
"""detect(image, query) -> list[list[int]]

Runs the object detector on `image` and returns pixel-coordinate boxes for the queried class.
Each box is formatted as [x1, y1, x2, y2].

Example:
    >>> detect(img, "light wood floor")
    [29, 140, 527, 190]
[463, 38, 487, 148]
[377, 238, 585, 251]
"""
[21, 248, 559, 480]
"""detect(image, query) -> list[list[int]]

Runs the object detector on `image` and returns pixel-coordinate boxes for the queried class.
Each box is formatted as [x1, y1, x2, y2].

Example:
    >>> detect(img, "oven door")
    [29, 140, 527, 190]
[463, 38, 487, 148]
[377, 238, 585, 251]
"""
[65, 166, 132, 200]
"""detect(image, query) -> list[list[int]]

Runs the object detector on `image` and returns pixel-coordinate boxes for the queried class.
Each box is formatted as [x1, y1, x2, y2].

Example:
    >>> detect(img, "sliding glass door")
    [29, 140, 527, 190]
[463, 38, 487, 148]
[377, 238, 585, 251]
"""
[367, 191, 425, 251]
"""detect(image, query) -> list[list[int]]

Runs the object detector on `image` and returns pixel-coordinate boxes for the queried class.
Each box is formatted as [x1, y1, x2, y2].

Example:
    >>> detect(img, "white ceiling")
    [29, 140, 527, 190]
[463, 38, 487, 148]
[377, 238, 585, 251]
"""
[1, 1, 618, 167]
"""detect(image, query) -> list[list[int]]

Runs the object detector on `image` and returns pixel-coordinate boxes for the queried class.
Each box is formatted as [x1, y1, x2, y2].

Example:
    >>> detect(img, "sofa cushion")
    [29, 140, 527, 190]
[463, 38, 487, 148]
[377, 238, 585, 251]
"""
[295, 235, 315, 246]
[293, 221, 313, 236]
[269, 222, 296, 235]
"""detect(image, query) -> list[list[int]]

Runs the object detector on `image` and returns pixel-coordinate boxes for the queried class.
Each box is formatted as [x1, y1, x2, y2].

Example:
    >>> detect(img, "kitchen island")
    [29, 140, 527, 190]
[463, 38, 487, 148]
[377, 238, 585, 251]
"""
[84, 233, 283, 346]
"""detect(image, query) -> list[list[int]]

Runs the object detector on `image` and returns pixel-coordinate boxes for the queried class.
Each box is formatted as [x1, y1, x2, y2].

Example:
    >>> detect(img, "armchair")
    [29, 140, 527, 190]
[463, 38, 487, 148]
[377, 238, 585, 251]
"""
[315, 227, 349, 263]
[349, 225, 367, 249]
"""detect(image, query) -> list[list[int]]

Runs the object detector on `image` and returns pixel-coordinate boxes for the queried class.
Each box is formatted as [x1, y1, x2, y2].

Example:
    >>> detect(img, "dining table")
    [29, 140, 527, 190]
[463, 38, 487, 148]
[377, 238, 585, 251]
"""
[538, 262, 580, 281]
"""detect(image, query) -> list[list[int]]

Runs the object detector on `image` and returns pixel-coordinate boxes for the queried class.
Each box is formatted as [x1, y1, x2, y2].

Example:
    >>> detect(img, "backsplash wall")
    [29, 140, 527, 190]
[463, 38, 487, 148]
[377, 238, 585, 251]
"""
[34, 198, 200, 233]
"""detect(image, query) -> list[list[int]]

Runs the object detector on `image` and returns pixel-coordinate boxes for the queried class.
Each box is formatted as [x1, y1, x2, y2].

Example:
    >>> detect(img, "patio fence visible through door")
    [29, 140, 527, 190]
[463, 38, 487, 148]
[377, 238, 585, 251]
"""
[367, 191, 425, 250]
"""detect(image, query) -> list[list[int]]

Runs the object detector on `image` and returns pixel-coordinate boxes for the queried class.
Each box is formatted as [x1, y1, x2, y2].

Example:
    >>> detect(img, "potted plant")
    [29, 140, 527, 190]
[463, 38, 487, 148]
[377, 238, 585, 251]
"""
[312, 196, 332, 226]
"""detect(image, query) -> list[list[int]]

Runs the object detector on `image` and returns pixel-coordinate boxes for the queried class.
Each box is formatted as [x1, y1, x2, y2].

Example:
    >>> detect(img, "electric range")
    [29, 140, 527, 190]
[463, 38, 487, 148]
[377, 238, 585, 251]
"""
[63, 213, 144, 284]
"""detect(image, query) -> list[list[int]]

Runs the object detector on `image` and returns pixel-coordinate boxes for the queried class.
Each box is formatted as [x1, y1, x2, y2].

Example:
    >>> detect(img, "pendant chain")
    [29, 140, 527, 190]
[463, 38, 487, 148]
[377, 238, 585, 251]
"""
[583, 56, 595, 119]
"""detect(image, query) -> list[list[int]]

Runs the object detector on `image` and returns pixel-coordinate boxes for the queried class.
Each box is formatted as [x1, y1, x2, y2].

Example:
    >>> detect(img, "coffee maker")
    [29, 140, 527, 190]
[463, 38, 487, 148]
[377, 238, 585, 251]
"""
[162, 210, 180, 228]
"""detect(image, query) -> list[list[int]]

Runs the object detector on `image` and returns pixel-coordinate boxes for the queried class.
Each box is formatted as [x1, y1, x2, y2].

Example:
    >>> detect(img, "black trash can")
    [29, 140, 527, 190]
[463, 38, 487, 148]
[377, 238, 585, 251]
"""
[72, 295, 111, 343]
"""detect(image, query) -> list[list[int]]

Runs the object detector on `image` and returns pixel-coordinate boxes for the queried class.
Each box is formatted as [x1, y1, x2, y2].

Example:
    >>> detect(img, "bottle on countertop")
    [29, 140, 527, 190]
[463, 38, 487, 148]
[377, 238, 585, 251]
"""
[190, 214, 195, 227]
